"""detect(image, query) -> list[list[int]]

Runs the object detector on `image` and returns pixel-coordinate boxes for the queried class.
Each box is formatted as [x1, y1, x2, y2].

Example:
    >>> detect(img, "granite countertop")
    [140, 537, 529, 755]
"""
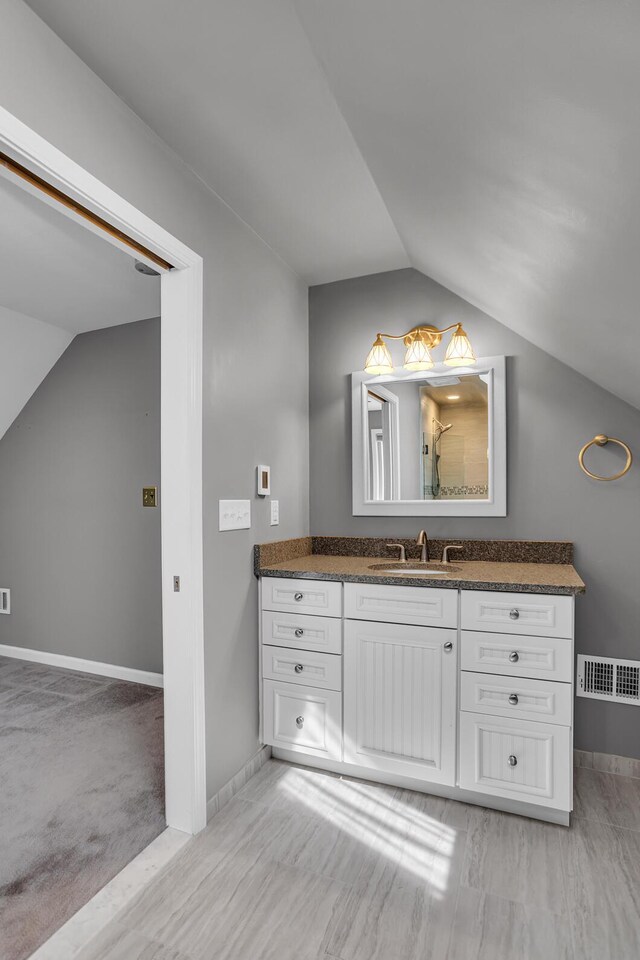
[257, 551, 585, 596]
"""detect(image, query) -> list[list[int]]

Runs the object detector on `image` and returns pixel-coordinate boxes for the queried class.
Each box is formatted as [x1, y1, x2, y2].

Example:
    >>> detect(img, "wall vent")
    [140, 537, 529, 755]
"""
[0, 588, 10, 614]
[577, 654, 640, 705]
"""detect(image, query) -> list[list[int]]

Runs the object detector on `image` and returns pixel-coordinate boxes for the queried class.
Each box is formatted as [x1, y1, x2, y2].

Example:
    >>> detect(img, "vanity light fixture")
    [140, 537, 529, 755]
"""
[364, 323, 476, 375]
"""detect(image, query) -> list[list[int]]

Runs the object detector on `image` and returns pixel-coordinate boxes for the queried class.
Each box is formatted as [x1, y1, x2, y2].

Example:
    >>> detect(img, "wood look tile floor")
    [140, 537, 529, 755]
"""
[75, 759, 640, 960]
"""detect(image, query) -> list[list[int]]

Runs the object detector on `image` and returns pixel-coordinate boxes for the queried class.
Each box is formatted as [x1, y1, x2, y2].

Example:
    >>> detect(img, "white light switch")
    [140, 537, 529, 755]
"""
[219, 499, 251, 531]
[270, 500, 280, 525]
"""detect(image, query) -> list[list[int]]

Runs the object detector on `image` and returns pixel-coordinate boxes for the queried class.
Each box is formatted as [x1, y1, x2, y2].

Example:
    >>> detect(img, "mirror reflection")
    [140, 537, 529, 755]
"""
[366, 373, 489, 501]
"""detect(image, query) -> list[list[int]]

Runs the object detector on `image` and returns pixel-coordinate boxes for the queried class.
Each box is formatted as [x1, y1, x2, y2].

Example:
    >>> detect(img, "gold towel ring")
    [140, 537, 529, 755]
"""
[578, 434, 633, 481]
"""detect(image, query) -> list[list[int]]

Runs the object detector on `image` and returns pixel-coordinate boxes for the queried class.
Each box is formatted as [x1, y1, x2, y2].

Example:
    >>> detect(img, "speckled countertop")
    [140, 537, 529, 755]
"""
[256, 539, 585, 596]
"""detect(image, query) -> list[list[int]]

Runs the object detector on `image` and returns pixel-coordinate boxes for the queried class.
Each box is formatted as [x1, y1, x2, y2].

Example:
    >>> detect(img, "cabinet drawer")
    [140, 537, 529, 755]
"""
[262, 611, 342, 654]
[460, 672, 572, 725]
[461, 631, 572, 682]
[263, 680, 342, 760]
[263, 647, 342, 691]
[344, 582, 457, 628]
[262, 577, 342, 618]
[461, 590, 573, 638]
[459, 711, 572, 810]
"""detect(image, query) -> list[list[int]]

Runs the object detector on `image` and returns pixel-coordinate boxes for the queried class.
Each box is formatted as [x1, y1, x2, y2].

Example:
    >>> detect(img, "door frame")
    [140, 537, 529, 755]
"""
[0, 106, 207, 834]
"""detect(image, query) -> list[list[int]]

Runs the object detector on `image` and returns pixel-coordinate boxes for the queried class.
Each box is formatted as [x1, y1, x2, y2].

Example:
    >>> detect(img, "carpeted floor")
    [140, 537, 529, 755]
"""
[0, 656, 165, 960]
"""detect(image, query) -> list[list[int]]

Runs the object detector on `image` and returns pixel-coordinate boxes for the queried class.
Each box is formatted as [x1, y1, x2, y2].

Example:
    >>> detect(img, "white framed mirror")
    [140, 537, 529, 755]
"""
[352, 356, 506, 516]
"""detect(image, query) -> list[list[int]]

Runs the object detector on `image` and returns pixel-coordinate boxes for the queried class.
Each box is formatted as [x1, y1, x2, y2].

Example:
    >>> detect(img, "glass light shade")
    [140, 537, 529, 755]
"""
[364, 336, 394, 375]
[403, 334, 434, 371]
[444, 325, 476, 366]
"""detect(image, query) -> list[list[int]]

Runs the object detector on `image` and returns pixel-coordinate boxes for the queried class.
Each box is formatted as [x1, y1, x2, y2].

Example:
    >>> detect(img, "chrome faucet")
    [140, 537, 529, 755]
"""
[416, 529, 429, 562]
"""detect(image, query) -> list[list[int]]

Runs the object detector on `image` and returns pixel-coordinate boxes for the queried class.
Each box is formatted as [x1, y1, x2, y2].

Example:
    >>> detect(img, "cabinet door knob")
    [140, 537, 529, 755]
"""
[509, 608, 520, 620]
[508, 755, 518, 767]
[508, 693, 519, 705]
[443, 641, 453, 653]
[296, 715, 304, 727]
[509, 651, 520, 663]
[294, 592, 304, 602]
[294, 628, 304, 637]
[294, 663, 304, 674]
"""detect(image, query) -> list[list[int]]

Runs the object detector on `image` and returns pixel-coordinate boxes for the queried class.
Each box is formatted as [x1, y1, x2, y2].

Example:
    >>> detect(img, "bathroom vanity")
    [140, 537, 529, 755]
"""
[256, 537, 585, 825]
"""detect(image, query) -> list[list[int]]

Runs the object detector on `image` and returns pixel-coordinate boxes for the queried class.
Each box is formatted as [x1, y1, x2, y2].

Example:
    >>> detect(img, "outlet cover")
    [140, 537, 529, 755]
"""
[142, 486, 157, 507]
[219, 499, 251, 531]
[270, 500, 280, 525]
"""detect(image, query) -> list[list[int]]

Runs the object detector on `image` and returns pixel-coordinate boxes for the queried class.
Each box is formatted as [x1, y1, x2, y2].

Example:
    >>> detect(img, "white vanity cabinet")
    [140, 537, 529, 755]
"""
[261, 577, 343, 761]
[260, 576, 576, 824]
[458, 590, 574, 812]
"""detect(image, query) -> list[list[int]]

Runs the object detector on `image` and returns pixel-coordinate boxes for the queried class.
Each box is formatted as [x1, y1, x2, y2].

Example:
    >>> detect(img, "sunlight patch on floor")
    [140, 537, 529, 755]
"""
[280, 769, 456, 895]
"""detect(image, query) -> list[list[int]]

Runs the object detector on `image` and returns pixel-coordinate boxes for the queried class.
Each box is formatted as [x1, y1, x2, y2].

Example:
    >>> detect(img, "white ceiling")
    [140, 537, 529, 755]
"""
[25, 0, 640, 407]
[0, 172, 160, 332]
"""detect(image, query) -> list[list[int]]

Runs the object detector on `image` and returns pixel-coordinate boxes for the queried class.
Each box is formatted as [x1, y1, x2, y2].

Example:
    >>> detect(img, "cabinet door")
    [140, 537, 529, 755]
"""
[344, 619, 456, 785]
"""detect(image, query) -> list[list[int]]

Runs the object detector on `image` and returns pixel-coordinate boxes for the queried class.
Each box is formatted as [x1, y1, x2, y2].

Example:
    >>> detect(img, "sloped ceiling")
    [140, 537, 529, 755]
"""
[25, 0, 640, 408]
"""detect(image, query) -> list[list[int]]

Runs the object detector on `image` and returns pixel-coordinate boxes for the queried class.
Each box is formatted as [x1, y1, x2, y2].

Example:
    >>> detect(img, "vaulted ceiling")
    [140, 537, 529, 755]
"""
[25, 0, 640, 408]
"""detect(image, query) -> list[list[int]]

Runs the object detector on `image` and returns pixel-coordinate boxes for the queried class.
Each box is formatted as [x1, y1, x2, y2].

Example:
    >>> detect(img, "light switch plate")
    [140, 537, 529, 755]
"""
[219, 499, 251, 531]
[270, 500, 279, 525]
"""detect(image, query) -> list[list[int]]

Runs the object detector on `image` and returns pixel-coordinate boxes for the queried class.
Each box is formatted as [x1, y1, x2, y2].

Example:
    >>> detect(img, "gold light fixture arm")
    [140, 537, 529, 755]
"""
[374, 322, 462, 345]
[578, 435, 633, 481]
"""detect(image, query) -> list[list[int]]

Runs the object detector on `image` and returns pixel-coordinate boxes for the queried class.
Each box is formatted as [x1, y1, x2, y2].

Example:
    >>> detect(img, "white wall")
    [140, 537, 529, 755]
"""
[0, 0, 310, 798]
[0, 305, 73, 441]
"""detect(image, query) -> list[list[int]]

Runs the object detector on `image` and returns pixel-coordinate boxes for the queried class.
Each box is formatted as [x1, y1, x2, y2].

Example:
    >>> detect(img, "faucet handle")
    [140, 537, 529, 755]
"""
[386, 543, 407, 562]
[441, 544, 464, 563]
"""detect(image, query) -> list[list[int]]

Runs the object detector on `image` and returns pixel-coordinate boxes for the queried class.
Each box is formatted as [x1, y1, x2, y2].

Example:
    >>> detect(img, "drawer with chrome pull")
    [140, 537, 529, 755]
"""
[262, 611, 342, 654]
[261, 577, 342, 618]
[459, 711, 572, 810]
[461, 630, 572, 682]
[460, 590, 573, 639]
[460, 671, 571, 725]
[263, 679, 342, 760]
[262, 646, 341, 691]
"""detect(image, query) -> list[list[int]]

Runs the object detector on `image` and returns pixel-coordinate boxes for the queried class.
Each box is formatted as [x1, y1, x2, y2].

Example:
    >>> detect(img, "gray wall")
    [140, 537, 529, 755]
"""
[310, 268, 640, 759]
[0, 0, 309, 798]
[0, 318, 162, 673]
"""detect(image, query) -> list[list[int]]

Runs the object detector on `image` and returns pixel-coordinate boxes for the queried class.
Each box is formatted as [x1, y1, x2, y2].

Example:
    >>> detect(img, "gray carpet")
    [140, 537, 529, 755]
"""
[0, 656, 165, 960]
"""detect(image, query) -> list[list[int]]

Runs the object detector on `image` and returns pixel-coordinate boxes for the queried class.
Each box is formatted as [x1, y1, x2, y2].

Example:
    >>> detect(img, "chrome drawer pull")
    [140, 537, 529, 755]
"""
[509, 608, 520, 620]
[294, 664, 304, 674]
[294, 628, 304, 637]
[508, 755, 518, 767]
[508, 693, 519, 705]
[294, 592, 304, 602]
[509, 651, 520, 663]
[443, 641, 453, 653]
[296, 715, 304, 727]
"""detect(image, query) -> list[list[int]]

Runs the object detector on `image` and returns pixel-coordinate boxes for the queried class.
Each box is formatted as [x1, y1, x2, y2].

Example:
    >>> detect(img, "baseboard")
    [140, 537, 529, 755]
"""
[574, 748, 640, 779]
[0, 643, 163, 688]
[207, 744, 272, 821]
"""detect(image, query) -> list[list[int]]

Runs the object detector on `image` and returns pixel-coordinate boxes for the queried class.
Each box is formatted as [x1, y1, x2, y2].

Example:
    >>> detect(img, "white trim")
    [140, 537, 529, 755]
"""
[206, 744, 272, 821]
[0, 106, 207, 835]
[0, 644, 163, 687]
[352, 356, 507, 517]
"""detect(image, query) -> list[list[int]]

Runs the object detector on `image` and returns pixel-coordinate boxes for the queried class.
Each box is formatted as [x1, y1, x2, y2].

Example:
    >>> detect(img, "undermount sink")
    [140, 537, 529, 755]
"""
[368, 562, 461, 576]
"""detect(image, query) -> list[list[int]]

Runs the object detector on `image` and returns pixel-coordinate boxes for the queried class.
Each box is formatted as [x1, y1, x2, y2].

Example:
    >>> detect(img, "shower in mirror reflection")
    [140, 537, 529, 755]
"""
[430, 418, 453, 498]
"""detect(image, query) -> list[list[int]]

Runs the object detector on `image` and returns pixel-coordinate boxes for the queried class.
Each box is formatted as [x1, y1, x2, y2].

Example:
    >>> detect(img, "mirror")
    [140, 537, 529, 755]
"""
[353, 356, 506, 517]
